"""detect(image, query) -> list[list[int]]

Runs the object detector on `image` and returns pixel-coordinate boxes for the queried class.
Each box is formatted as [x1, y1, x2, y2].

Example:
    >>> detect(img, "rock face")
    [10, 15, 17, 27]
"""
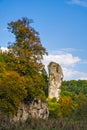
[12, 99, 49, 122]
[48, 62, 63, 101]
[12, 61, 63, 122]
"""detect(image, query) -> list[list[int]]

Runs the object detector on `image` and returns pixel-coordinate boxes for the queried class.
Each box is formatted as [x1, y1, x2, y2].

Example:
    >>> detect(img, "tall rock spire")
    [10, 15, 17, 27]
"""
[48, 62, 63, 101]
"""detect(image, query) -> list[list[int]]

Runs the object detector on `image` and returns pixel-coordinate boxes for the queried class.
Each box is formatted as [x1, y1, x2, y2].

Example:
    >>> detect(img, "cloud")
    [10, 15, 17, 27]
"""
[43, 53, 80, 67]
[75, 71, 87, 80]
[62, 67, 79, 79]
[42, 51, 87, 80]
[0, 47, 8, 52]
[67, 0, 87, 7]
[62, 67, 87, 80]
[48, 48, 83, 56]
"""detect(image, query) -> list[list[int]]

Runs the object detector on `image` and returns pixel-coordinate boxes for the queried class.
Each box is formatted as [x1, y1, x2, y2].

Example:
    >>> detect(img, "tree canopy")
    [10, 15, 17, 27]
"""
[7, 17, 47, 75]
[48, 80, 87, 119]
[0, 17, 48, 116]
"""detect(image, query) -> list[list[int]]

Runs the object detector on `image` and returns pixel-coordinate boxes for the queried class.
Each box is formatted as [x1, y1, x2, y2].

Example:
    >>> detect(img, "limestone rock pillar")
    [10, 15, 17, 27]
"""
[48, 62, 63, 101]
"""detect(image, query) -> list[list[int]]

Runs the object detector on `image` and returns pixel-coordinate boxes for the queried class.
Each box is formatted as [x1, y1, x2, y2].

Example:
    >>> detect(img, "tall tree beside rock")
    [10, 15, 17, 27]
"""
[7, 17, 48, 75]
[7, 17, 48, 101]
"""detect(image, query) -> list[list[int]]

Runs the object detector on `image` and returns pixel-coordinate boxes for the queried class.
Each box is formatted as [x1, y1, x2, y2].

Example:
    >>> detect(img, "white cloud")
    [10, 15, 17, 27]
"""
[80, 77, 87, 80]
[62, 67, 87, 80]
[43, 53, 80, 67]
[76, 71, 87, 80]
[0, 47, 8, 52]
[42, 51, 87, 80]
[47, 48, 83, 58]
[67, 0, 87, 7]
[62, 67, 79, 79]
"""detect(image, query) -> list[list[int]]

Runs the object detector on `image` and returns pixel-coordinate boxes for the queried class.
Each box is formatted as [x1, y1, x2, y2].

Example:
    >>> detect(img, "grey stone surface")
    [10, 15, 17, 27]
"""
[12, 99, 49, 122]
[48, 62, 63, 101]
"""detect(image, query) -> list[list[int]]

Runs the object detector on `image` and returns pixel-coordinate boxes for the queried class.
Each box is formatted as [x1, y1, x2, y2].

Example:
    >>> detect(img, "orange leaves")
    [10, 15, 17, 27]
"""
[59, 96, 72, 106]
[0, 18, 48, 114]
[7, 17, 48, 77]
[8, 17, 47, 61]
[58, 96, 73, 118]
[0, 70, 27, 115]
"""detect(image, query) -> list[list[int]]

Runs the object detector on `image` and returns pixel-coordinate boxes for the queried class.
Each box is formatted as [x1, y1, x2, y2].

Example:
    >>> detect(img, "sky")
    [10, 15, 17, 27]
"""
[0, 0, 87, 80]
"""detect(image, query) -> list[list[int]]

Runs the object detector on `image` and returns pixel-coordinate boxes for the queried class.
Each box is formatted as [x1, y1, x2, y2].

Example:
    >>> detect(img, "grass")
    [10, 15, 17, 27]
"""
[0, 117, 87, 130]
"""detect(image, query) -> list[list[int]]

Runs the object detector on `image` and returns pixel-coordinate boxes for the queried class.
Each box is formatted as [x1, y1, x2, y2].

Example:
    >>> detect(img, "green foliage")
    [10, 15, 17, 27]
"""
[0, 51, 27, 115]
[47, 80, 87, 120]
[7, 17, 48, 75]
[75, 93, 87, 120]
[60, 80, 87, 120]
[47, 98, 59, 118]
[61, 80, 87, 96]
[7, 17, 48, 102]
[24, 73, 47, 102]
[0, 70, 27, 115]
[0, 17, 48, 116]
[58, 96, 74, 118]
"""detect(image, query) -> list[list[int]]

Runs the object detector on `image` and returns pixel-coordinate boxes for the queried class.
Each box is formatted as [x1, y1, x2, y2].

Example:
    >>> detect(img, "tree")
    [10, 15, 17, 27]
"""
[58, 96, 73, 118]
[7, 17, 48, 75]
[47, 98, 59, 118]
[0, 51, 27, 116]
[0, 70, 27, 116]
[60, 80, 87, 119]
[75, 93, 87, 120]
[7, 17, 48, 101]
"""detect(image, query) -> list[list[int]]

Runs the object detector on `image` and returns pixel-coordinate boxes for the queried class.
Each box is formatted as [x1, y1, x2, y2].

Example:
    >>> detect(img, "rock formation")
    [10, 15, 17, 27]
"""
[12, 99, 49, 122]
[48, 62, 63, 101]
[12, 61, 63, 122]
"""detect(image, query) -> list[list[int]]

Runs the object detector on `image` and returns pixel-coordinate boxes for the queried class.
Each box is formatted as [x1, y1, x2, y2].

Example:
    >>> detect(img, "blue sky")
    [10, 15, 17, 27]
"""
[0, 0, 87, 80]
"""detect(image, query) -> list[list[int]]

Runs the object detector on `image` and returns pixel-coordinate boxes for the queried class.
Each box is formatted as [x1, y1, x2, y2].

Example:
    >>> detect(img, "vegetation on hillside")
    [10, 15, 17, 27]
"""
[48, 80, 87, 120]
